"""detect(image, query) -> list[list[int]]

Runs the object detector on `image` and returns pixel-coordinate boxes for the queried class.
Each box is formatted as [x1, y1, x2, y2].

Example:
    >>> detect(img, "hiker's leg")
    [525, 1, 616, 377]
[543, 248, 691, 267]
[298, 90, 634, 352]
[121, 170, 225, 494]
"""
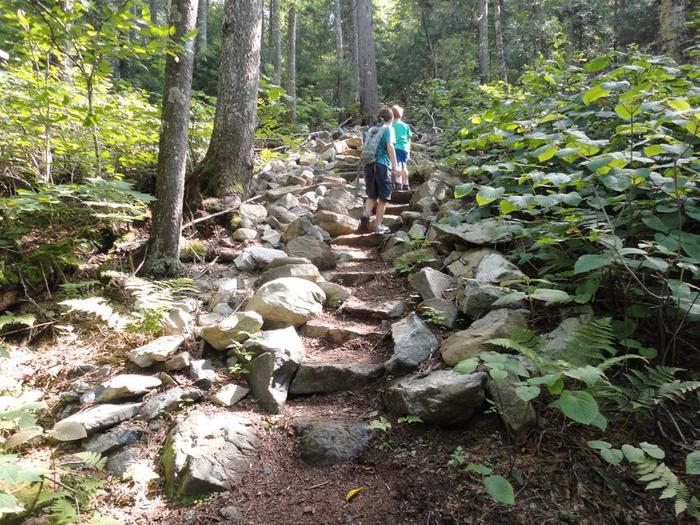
[364, 197, 376, 215]
[375, 199, 388, 224]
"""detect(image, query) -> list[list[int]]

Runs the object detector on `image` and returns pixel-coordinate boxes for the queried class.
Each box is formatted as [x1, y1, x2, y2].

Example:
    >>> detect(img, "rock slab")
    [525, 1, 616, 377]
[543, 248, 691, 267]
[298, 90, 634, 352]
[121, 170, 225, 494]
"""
[246, 278, 325, 328]
[385, 313, 439, 375]
[289, 362, 384, 394]
[384, 370, 487, 425]
[128, 336, 185, 368]
[293, 418, 373, 465]
[162, 410, 260, 498]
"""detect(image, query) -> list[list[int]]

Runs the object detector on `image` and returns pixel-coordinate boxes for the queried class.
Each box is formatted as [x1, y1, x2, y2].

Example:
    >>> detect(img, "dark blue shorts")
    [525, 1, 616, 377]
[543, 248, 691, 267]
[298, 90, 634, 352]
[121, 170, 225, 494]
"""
[364, 163, 392, 202]
[396, 149, 408, 164]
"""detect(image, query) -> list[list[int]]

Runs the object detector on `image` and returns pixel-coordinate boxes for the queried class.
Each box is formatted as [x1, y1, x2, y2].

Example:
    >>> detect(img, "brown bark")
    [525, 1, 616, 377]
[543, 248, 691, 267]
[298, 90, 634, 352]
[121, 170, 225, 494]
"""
[194, 0, 263, 199]
[478, 0, 489, 84]
[659, 0, 686, 60]
[493, 0, 507, 82]
[418, 0, 437, 78]
[143, 0, 199, 277]
[286, 3, 297, 122]
[356, 0, 378, 123]
[270, 0, 281, 84]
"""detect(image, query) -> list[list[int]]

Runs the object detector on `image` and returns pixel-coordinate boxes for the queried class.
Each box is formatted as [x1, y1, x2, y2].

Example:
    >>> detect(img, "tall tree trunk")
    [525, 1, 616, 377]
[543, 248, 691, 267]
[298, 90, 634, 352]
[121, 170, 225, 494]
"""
[270, 0, 281, 84]
[195, 0, 208, 64]
[659, 0, 686, 60]
[348, 0, 360, 102]
[418, 0, 437, 78]
[493, 0, 507, 82]
[260, 0, 266, 73]
[149, 0, 159, 23]
[356, 0, 378, 123]
[286, 3, 297, 122]
[478, 0, 489, 84]
[195, 0, 263, 198]
[143, 0, 199, 277]
[334, 0, 344, 103]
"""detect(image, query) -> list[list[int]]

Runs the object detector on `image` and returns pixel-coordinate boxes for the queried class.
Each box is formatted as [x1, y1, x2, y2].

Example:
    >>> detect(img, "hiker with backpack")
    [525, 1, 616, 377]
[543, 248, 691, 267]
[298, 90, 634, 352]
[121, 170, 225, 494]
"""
[358, 107, 402, 235]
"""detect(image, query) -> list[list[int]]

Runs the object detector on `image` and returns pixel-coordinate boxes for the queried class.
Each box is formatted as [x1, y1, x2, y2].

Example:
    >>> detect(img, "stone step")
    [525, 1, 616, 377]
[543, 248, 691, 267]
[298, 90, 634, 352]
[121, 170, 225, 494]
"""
[324, 270, 383, 287]
[341, 297, 407, 320]
[332, 232, 387, 248]
[385, 203, 411, 215]
[332, 250, 376, 263]
[289, 362, 384, 395]
[390, 190, 415, 205]
[301, 321, 378, 343]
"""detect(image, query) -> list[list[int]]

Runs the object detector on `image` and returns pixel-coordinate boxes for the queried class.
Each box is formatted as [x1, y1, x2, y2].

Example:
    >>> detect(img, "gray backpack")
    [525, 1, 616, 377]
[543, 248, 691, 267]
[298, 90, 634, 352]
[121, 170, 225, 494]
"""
[360, 126, 385, 165]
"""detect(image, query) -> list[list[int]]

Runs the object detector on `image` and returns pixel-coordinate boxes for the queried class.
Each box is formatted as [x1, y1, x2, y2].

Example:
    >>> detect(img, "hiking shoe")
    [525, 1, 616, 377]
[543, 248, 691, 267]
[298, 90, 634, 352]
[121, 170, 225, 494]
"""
[375, 224, 391, 235]
[358, 213, 371, 234]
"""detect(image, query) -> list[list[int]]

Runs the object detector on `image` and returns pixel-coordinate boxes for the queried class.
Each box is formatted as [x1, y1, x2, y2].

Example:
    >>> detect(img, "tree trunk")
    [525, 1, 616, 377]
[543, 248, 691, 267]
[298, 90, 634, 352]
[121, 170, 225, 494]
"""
[418, 0, 437, 78]
[143, 0, 199, 277]
[194, 0, 263, 199]
[149, 0, 159, 23]
[478, 0, 489, 84]
[356, 0, 378, 123]
[659, 0, 686, 60]
[286, 3, 297, 122]
[195, 0, 208, 64]
[270, 0, 281, 84]
[260, 0, 266, 73]
[334, 0, 344, 103]
[348, 0, 360, 102]
[493, 0, 507, 82]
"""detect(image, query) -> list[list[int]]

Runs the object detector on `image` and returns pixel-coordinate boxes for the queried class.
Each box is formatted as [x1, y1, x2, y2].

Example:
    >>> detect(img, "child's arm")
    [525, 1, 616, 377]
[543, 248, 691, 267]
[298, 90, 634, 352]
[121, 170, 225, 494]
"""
[387, 142, 399, 173]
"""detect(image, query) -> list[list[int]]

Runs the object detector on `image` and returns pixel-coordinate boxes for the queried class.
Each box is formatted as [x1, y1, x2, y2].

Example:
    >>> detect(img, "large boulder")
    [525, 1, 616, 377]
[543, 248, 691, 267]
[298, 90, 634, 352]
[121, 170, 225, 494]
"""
[417, 299, 459, 329]
[487, 374, 537, 441]
[282, 217, 329, 243]
[445, 248, 493, 278]
[199, 311, 264, 351]
[128, 336, 185, 368]
[312, 211, 359, 237]
[289, 362, 384, 394]
[162, 410, 260, 498]
[409, 268, 456, 301]
[90, 375, 162, 403]
[246, 327, 305, 413]
[293, 418, 373, 466]
[246, 278, 325, 328]
[440, 309, 528, 366]
[474, 253, 525, 283]
[384, 370, 487, 425]
[258, 263, 322, 285]
[385, 313, 439, 375]
[238, 203, 267, 224]
[286, 236, 337, 270]
[317, 187, 362, 214]
[410, 179, 450, 207]
[456, 278, 512, 317]
[243, 325, 306, 356]
[234, 246, 288, 272]
[380, 231, 414, 263]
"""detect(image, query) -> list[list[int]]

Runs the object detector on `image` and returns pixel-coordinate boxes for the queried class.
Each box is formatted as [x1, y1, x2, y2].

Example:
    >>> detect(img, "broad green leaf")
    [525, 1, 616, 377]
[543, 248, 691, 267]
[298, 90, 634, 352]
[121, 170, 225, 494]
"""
[621, 444, 645, 463]
[600, 448, 624, 465]
[483, 475, 515, 505]
[50, 420, 88, 442]
[515, 385, 540, 402]
[4, 426, 43, 450]
[686, 451, 700, 475]
[582, 86, 610, 105]
[499, 199, 517, 215]
[454, 357, 479, 375]
[639, 442, 665, 460]
[489, 369, 508, 382]
[643, 144, 664, 157]
[529, 288, 572, 304]
[584, 56, 609, 72]
[667, 98, 691, 112]
[492, 291, 527, 306]
[454, 183, 475, 199]
[476, 186, 505, 206]
[587, 440, 611, 450]
[550, 390, 600, 425]
[614, 104, 638, 120]
[564, 366, 605, 386]
[0, 492, 24, 514]
[466, 463, 493, 475]
[574, 254, 613, 274]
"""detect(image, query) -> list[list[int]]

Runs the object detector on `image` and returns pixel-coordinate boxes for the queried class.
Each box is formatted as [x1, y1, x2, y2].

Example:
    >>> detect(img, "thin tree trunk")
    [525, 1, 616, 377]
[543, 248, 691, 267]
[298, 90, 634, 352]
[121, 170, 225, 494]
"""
[356, 0, 378, 123]
[478, 0, 489, 84]
[659, 0, 686, 60]
[348, 0, 360, 102]
[195, 0, 208, 64]
[334, 0, 344, 103]
[143, 0, 199, 277]
[418, 0, 437, 78]
[270, 0, 281, 84]
[260, 0, 266, 73]
[493, 0, 507, 82]
[149, 0, 159, 23]
[194, 0, 263, 199]
[286, 3, 297, 122]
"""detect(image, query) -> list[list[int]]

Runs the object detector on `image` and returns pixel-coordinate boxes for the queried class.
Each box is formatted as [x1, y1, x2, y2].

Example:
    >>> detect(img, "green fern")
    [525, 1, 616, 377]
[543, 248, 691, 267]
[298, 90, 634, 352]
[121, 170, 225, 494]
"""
[562, 317, 617, 365]
[72, 451, 107, 471]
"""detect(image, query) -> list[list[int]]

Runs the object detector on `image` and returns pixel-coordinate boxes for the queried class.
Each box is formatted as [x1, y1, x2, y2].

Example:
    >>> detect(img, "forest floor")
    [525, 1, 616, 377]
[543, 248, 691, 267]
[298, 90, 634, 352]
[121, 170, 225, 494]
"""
[7, 235, 686, 525]
[3, 135, 696, 525]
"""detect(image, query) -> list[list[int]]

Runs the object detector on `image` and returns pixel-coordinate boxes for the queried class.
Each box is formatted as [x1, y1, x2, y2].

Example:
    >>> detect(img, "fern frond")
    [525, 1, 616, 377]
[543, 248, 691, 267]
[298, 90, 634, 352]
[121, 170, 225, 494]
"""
[59, 297, 132, 330]
[564, 317, 617, 365]
[73, 451, 107, 471]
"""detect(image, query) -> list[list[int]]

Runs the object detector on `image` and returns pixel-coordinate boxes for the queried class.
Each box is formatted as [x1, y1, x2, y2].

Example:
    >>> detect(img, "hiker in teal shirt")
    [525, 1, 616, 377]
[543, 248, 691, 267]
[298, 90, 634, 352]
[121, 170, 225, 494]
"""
[391, 105, 412, 190]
